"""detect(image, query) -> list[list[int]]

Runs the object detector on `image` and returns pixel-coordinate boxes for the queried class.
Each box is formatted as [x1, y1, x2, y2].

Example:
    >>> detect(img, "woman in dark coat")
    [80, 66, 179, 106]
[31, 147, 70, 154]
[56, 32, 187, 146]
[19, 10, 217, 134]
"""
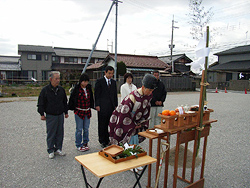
[68, 73, 94, 152]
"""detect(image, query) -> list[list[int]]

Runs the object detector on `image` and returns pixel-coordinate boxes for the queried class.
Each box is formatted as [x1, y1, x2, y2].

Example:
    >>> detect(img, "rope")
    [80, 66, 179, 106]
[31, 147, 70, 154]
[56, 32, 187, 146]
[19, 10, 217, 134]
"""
[200, 82, 210, 86]
[196, 126, 204, 131]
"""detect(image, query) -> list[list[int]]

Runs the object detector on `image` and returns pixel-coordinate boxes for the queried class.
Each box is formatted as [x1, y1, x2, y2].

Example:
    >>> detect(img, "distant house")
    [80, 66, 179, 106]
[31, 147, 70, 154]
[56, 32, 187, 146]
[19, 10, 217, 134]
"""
[208, 45, 250, 81]
[51, 47, 109, 81]
[18, 44, 54, 81]
[18, 44, 109, 81]
[0, 55, 21, 82]
[86, 53, 168, 79]
[208, 45, 250, 90]
[159, 54, 194, 75]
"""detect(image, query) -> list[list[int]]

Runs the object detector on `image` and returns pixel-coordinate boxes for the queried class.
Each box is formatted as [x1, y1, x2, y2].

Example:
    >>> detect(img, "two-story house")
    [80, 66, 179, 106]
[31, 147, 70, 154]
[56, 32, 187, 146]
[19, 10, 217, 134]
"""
[18, 44, 54, 81]
[159, 54, 194, 75]
[18, 44, 109, 81]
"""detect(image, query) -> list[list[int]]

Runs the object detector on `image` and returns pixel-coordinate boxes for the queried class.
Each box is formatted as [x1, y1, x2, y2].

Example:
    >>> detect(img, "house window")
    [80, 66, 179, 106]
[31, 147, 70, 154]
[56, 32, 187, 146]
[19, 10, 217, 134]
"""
[65, 57, 78, 63]
[226, 73, 232, 81]
[82, 58, 87, 63]
[22, 70, 37, 80]
[52, 56, 59, 62]
[45, 54, 48, 61]
[28, 71, 37, 80]
[27, 54, 41, 60]
[42, 71, 49, 81]
[1, 71, 6, 80]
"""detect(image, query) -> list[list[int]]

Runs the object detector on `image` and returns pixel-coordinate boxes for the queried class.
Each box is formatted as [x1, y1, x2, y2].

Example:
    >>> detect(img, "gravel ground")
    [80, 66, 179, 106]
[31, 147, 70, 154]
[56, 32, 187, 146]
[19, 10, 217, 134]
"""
[0, 90, 249, 188]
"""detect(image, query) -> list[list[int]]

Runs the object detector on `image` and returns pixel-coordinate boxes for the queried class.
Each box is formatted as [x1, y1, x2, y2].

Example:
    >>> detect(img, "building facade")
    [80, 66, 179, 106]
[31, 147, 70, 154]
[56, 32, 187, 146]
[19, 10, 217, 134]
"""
[208, 45, 250, 90]
[18, 45, 54, 81]
[86, 53, 168, 79]
[17, 44, 109, 81]
[159, 54, 193, 75]
[0, 55, 21, 83]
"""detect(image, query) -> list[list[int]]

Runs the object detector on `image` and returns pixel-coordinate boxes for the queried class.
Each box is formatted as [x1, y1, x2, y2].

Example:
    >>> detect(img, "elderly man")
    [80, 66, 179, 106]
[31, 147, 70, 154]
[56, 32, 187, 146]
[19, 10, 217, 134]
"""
[37, 71, 68, 159]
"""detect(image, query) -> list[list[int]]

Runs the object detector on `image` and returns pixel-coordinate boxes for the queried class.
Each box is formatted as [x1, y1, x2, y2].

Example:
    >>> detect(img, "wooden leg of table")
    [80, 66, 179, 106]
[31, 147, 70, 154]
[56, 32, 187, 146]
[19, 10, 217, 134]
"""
[200, 136, 208, 179]
[182, 142, 188, 180]
[147, 139, 153, 188]
[185, 178, 205, 188]
[156, 137, 161, 181]
[164, 133, 170, 188]
[173, 131, 181, 188]
[190, 130, 198, 183]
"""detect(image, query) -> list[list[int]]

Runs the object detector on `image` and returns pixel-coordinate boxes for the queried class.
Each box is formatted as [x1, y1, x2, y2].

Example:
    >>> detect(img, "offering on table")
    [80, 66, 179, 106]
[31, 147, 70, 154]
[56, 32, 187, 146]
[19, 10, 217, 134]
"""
[169, 110, 176, 116]
[189, 105, 208, 111]
[161, 109, 176, 116]
[99, 143, 147, 163]
[162, 110, 170, 116]
[175, 107, 185, 115]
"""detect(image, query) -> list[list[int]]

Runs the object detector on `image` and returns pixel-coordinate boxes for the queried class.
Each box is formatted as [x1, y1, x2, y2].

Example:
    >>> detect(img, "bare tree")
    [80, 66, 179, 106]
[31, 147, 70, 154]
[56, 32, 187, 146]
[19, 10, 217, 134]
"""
[188, 0, 213, 40]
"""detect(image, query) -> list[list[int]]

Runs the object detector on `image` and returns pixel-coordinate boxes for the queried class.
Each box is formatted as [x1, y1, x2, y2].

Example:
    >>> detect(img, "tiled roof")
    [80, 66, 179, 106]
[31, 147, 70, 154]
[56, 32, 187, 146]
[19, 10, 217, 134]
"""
[0, 56, 21, 71]
[54, 47, 109, 58]
[108, 53, 167, 69]
[86, 62, 104, 69]
[159, 54, 192, 64]
[18, 44, 109, 58]
[0, 62, 21, 71]
[0, 55, 20, 63]
[214, 45, 250, 56]
[18, 44, 54, 53]
[209, 60, 250, 71]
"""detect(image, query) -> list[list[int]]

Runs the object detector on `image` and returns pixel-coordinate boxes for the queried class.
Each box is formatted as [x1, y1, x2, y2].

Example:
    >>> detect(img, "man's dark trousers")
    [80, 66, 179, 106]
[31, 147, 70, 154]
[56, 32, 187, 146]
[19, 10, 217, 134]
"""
[46, 114, 64, 154]
[97, 106, 113, 146]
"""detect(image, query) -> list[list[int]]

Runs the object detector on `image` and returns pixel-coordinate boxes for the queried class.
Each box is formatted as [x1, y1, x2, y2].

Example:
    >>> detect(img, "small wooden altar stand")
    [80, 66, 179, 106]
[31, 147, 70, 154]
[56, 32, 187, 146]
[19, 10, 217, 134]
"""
[139, 111, 217, 188]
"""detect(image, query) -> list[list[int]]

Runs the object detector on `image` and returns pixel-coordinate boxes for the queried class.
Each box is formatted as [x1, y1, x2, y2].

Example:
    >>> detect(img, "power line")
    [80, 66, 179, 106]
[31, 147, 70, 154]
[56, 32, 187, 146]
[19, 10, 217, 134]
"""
[121, 0, 250, 58]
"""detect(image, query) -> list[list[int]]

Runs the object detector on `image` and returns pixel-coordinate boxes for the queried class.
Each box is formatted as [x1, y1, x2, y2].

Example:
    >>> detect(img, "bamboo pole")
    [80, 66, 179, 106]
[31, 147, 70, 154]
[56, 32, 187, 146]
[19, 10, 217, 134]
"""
[196, 26, 209, 156]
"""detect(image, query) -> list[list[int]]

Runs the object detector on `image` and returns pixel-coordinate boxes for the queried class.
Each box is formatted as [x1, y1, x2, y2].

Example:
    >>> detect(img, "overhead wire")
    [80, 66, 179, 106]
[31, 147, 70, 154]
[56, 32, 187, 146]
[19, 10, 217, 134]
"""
[121, 0, 250, 57]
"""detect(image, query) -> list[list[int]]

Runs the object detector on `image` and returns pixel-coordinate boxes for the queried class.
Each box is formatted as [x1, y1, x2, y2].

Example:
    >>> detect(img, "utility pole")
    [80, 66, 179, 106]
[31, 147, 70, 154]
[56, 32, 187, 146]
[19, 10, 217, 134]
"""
[82, 0, 122, 76]
[114, 0, 122, 80]
[114, 0, 118, 80]
[169, 15, 178, 73]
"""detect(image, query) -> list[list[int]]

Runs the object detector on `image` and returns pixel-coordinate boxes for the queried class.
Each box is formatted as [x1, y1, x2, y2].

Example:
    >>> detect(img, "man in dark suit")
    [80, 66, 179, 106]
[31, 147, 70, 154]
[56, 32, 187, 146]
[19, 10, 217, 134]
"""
[95, 66, 118, 147]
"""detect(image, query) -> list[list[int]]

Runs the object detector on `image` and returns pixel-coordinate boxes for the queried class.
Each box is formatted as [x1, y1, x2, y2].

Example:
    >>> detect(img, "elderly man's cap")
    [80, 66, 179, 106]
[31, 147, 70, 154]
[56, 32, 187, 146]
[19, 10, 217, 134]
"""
[142, 74, 157, 89]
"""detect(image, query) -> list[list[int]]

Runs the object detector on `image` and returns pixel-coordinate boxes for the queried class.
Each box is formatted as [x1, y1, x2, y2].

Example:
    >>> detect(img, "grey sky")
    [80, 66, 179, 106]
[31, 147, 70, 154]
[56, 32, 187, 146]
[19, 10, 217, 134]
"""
[0, 0, 249, 72]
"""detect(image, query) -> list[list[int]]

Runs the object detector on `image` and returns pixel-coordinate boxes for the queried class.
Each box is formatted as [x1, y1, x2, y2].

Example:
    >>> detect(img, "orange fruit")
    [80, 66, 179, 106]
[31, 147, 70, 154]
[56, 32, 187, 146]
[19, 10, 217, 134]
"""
[169, 110, 176, 116]
[162, 110, 170, 116]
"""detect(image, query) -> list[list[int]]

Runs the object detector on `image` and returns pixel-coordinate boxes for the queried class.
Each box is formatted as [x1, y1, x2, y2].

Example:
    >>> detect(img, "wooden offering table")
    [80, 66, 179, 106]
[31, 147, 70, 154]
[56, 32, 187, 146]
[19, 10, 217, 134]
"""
[75, 152, 157, 188]
[139, 111, 217, 188]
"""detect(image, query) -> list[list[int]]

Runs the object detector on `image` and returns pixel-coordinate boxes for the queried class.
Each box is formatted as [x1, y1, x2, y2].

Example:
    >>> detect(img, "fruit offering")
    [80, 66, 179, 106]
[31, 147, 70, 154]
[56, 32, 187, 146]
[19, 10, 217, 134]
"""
[161, 109, 176, 116]
[162, 110, 170, 116]
[169, 110, 176, 116]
